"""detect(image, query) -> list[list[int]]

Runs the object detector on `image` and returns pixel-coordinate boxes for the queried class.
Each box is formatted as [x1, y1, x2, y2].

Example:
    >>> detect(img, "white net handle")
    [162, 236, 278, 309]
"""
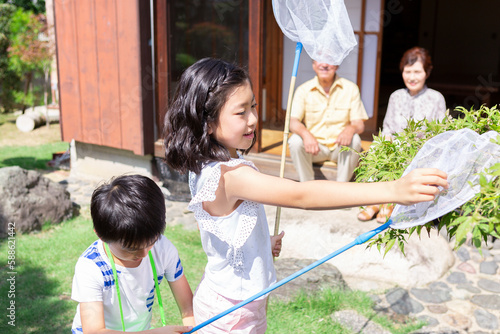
[390, 129, 500, 229]
[272, 0, 357, 65]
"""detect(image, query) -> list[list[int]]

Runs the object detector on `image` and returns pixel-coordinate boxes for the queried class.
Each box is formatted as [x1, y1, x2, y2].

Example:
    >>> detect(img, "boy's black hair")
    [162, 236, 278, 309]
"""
[163, 57, 255, 175]
[91, 174, 166, 249]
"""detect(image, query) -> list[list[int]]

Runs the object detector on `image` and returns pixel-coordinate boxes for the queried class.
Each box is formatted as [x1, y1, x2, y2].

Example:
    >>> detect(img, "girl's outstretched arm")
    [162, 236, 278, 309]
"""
[222, 165, 448, 210]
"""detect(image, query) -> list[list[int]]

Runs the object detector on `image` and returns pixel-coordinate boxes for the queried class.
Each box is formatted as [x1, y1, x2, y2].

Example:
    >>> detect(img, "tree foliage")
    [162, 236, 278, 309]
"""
[0, 3, 19, 112]
[4, 7, 53, 110]
[355, 105, 500, 255]
[0, 0, 46, 14]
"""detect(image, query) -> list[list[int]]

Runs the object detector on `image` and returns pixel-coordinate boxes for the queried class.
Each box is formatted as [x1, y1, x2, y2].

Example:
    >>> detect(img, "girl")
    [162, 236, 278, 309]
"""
[163, 58, 448, 333]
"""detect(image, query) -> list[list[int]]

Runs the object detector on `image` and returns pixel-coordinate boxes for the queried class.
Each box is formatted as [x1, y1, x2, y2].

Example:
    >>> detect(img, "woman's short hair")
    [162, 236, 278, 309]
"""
[163, 58, 253, 174]
[91, 174, 166, 249]
[399, 47, 433, 77]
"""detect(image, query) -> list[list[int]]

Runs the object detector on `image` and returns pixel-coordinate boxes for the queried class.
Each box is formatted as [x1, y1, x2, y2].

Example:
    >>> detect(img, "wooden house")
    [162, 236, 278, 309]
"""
[53, 0, 500, 188]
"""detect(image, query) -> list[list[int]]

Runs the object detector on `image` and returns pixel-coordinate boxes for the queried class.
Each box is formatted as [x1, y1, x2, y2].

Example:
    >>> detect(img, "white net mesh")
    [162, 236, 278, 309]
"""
[390, 129, 500, 229]
[272, 0, 357, 65]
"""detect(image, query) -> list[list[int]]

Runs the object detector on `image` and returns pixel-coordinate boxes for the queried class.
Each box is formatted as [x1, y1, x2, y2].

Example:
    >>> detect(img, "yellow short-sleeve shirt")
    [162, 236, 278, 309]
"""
[291, 76, 368, 150]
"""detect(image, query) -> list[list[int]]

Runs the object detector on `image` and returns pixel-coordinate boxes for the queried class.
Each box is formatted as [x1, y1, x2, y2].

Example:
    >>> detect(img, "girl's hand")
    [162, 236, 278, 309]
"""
[271, 231, 285, 257]
[395, 168, 448, 205]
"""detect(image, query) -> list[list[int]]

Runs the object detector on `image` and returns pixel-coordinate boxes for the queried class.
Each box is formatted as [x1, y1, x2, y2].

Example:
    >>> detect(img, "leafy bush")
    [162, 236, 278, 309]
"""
[355, 105, 500, 254]
[0, 3, 19, 112]
[7, 8, 53, 110]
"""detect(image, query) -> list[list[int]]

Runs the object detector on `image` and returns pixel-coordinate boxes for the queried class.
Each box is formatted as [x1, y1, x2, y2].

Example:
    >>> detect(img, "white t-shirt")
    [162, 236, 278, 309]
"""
[188, 158, 276, 301]
[71, 236, 184, 332]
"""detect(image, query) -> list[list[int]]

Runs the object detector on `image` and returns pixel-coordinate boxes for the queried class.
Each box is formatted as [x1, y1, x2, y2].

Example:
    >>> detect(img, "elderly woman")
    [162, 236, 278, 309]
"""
[358, 46, 447, 222]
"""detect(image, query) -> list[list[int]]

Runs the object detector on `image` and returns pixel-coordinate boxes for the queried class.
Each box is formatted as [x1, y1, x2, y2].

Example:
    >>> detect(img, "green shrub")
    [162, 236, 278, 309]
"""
[355, 105, 500, 254]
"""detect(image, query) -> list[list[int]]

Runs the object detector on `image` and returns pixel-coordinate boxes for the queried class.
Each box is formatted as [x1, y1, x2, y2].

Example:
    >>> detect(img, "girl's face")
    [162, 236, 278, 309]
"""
[107, 239, 156, 268]
[402, 60, 427, 96]
[210, 81, 258, 158]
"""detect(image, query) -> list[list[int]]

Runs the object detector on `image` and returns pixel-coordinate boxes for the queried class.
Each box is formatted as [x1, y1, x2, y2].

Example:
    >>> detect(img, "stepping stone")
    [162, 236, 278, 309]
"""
[411, 282, 452, 303]
[477, 279, 500, 293]
[332, 310, 391, 334]
[456, 247, 470, 261]
[471, 295, 500, 310]
[479, 261, 498, 275]
[385, 288, 423, 315]
[447, 272, 467, 284]
[474, 308, 498, 330]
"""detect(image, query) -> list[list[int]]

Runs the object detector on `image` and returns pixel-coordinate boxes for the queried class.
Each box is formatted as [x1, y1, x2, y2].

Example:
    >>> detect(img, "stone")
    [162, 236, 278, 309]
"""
[0, 166, 73, 237]
[427, 304, 448, 314]
[274, 205, 456, 289]
[410, 328, 460, 334]
[456, 283, 481, 293]
[479, 261, 498, 275]
[456, 247, 470, 261]
[442, 313, 471, 330]
[477, 279, 500, 293]
[457, 262, 476, 274]
[473, 308, 498, 330]
[332, 310, 392, 334]
[385, 287, 424, 315]
[417, 315, 439, 327]
[270, 258, 348, 301]
[446, 272, 467, 284]
[471, 295, 500, 310]
[411, 282, 452, 303]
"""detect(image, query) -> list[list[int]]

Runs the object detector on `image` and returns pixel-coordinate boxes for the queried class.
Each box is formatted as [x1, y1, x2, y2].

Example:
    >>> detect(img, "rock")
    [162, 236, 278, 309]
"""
[456, 283, 481, 293]
[427, 304, 448, 314]
[479, 261, 498, 275]
[456, 247, 470, 261]
[471, 295, 500, 310]
[477, 279, 500, 293]
[332, 310, 392, 334]
[411, 282, 452, 304]
[386, 287, 424, 315]
[457, 262, 476, 274]
[473, 308, 498, 330]
[272, 206, 456, 289]
[0, 166, 73, 237]
[417, 314, 439, 327]
[446, 272, 467, 284]
[442, 313, 471, 330]
[271, 258, 348, 301]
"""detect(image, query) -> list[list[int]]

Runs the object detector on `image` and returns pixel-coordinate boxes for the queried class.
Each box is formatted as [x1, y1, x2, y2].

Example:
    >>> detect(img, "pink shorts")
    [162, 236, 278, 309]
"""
[193, 279, 268, 334]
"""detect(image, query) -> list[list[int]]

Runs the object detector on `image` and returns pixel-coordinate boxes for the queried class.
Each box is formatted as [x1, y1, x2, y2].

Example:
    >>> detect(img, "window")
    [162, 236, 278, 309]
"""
[169, 0, 249, 95]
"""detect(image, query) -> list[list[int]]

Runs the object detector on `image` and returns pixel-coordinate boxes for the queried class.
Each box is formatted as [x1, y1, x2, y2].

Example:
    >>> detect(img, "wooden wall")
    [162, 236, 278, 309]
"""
[53, 0, 154, 156]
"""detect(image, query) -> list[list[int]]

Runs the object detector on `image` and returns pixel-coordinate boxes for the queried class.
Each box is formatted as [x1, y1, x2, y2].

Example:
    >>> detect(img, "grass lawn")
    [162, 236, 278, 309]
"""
[0, 212, 423, 333]
[0, 111, 424, 333]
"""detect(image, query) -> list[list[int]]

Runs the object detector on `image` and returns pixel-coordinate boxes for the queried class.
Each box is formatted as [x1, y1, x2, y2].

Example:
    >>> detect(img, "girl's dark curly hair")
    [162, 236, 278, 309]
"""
[163, 58, 254, 174]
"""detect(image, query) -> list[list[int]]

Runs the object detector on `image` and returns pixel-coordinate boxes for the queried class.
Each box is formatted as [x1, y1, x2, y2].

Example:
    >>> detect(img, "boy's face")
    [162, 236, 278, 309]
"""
[107, 239, 157, 267]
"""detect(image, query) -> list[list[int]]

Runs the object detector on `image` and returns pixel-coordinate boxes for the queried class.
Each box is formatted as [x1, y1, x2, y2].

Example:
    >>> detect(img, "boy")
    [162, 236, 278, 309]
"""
[71, 175, 194, 333]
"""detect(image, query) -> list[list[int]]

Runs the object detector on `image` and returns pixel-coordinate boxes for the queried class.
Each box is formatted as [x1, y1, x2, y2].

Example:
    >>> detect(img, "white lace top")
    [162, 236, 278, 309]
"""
[188, 158, 276, 300]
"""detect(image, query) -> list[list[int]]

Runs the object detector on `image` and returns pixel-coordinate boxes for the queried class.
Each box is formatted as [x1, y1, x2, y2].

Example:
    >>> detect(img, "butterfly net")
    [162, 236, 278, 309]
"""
[272, 0, 357, 65]
[389, 128, 500, 229]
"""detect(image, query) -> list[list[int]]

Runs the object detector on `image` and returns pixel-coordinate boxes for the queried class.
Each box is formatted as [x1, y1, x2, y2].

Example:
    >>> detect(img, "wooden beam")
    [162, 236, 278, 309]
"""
[248, 0, 263, 153]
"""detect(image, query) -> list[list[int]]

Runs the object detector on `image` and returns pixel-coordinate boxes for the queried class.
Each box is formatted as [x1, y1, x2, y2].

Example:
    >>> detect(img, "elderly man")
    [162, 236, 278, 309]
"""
[288, 61, 368, 182]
